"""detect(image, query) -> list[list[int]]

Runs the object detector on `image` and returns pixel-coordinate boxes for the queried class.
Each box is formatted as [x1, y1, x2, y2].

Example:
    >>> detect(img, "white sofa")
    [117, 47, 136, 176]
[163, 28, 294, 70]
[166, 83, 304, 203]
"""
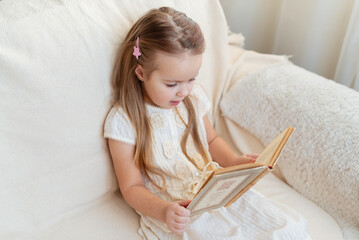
[1, 0, 358, 239]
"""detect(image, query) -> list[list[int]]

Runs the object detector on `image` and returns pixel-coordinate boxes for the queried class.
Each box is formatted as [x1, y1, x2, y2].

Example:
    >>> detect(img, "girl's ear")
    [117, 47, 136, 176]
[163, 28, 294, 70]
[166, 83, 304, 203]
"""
[135, 65, 146, 81]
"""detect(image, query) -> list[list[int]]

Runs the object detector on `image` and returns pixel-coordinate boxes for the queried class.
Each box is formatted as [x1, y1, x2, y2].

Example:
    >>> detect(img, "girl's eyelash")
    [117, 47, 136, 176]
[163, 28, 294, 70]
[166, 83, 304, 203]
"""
[166, 79, 196, 87]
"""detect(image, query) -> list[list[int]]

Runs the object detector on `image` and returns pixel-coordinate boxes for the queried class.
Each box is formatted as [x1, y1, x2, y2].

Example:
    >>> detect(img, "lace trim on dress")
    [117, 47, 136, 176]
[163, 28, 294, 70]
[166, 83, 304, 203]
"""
[104, 134, 136, 145]
[162, 140, 177, 159]
[150, 112, 166, 129]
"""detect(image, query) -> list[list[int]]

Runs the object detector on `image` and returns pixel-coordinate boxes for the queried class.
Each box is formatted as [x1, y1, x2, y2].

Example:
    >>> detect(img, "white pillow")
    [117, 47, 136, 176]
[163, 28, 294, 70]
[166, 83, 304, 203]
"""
[220, 62, 359, 234]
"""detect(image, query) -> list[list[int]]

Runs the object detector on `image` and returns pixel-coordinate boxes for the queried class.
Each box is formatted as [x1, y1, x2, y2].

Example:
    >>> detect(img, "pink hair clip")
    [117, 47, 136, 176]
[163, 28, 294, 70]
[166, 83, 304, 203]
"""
[133, 36, 142, 60]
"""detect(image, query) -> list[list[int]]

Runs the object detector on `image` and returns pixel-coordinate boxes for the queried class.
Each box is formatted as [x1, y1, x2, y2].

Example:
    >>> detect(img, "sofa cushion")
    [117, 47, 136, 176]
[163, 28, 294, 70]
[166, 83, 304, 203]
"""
[0, 1, 119, 237]
[254, 173, 343, 240]
[0, 0, 230, 238]
[26, 192, 140, 240]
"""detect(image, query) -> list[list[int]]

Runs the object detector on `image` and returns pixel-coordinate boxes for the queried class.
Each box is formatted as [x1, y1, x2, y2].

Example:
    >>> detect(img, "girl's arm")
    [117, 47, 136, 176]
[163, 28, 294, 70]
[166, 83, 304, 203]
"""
[203, 115, 258, 167]
[108, 139, 190, 234]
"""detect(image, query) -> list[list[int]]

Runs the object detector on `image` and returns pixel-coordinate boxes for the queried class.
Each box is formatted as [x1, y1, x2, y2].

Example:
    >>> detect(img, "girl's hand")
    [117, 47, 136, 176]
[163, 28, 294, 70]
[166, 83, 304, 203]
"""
[237, 153, 259, 164]
[165, 200, 191, 235]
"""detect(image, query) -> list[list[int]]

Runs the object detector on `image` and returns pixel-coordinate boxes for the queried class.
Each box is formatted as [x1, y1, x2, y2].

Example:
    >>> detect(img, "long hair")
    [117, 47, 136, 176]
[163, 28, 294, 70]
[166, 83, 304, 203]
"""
[112, 7, 209, 189]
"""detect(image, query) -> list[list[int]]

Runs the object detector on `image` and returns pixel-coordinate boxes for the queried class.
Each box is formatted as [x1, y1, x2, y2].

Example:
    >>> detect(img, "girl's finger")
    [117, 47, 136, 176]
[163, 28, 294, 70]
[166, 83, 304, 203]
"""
[246, 153, 259, 159]
[173, 215, 191, 224]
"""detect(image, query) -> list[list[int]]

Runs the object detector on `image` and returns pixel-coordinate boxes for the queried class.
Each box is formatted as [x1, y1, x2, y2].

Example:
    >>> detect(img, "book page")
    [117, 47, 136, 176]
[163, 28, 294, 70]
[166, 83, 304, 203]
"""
[255, 127, 292, 167]
[188, 166, 266, 216]
[255, 137, 280, 165]
[193, 174, 249, 210]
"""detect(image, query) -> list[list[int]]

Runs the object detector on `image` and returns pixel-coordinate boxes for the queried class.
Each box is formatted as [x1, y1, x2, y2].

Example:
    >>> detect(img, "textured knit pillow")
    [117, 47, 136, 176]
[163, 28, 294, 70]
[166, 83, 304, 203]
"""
[220, 62, 359, 237]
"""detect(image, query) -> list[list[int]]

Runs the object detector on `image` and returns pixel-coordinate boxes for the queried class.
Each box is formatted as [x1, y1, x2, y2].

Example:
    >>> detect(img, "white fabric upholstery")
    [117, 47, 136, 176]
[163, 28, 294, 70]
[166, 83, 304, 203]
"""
[0, 0, 228, 238]
[0, 0, 347, 239]
[254, 173, 344, 240]
[25, 192, 140, 240]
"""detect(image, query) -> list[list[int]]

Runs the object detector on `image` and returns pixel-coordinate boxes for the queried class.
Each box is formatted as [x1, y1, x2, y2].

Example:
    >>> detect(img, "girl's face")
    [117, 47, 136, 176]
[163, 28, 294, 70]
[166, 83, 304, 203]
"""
[135, 52, 202, 109]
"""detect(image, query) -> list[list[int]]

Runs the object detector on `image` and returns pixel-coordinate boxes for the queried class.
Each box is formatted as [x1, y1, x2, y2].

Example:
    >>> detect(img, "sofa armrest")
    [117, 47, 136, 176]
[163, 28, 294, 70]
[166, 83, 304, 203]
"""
[220, 62, 359, 235]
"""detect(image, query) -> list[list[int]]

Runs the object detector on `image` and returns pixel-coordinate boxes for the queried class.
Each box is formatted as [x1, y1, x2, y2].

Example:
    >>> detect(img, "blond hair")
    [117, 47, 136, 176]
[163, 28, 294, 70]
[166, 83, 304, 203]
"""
[112, 7, 209, 189]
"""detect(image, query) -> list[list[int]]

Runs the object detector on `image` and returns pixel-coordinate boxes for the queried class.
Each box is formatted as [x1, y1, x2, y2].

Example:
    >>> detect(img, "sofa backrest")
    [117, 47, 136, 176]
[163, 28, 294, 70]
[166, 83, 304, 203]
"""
[0, 0, 229, 237]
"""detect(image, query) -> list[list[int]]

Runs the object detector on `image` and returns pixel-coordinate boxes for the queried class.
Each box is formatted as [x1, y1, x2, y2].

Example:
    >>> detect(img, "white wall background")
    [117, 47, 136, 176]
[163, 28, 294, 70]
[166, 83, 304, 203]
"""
[219, 0, 359, 91]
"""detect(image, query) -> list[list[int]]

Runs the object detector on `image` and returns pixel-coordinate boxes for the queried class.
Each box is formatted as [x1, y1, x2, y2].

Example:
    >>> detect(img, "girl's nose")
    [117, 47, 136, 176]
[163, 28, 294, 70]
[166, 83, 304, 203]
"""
[177, 85, 189, 97]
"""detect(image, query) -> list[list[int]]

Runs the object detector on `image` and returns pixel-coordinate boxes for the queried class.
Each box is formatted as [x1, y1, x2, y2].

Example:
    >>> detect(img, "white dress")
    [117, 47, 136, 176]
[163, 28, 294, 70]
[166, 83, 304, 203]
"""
[104, 84, 310, 240]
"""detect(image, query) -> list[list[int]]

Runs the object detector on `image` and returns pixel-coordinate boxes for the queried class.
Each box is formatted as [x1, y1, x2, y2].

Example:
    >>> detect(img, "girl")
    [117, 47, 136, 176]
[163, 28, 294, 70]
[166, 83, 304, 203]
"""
[104, 7, 310, 240]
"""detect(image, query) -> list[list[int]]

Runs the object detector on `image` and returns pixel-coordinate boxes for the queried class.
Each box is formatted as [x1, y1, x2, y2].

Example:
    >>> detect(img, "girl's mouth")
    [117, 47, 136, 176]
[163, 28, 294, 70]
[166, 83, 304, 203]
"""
[170, 101, 180, 106]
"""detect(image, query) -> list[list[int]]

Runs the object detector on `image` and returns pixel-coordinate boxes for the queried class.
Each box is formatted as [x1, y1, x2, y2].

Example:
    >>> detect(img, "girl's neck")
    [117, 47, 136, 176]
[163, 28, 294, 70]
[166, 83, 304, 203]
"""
[145, 102, 176, 112]
[144, 96, 160, 108]
[144, 96, 176, 111]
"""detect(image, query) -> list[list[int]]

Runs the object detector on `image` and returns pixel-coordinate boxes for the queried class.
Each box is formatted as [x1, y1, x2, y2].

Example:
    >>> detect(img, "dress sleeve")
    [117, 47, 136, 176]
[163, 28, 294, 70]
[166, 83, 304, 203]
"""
[104, 106, 136, 145]
[190, 83, 211, 117]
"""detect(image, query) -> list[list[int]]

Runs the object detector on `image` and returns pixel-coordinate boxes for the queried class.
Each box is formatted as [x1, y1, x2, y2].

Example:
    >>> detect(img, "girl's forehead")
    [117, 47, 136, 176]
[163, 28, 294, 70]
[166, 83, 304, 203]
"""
[152, 52, 202, 80]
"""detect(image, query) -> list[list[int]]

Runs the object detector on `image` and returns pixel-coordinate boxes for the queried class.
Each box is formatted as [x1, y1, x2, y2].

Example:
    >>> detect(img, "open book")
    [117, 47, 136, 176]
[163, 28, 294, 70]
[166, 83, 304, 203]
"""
[186, 127, 294, 216]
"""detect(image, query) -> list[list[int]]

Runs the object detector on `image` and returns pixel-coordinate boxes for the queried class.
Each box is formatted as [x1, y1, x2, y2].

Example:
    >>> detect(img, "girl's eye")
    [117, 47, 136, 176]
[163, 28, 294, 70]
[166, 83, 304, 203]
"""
[165, 79, 195, 87]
